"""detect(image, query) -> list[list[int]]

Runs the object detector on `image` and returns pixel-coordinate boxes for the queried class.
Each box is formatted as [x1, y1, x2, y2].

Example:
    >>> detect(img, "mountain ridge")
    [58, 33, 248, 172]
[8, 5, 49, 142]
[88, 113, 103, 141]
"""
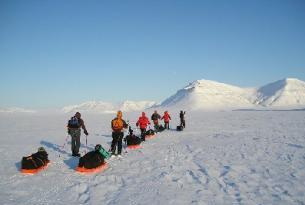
[2, 78, 305, 113]
[159, 78, 305, 110]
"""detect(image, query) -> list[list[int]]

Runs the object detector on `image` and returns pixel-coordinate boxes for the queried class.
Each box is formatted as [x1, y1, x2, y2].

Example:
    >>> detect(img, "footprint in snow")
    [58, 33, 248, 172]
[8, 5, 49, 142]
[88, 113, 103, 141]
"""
[71, 183, 90, 204]
[219, 166, 231, 177]
[213, 133, 231, 139]
[287, 143, 304, 149]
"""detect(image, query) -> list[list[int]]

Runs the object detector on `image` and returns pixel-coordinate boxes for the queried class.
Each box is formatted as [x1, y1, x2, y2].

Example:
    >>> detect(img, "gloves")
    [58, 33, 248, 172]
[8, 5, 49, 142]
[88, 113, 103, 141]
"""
[67, 129, 71, 134]
[84, 130, 89, 136]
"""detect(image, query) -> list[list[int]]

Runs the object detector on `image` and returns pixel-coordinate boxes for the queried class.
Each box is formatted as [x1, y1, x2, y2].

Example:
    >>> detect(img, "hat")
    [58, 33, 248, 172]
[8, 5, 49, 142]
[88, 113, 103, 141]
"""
[117, 110, 122, 118]
[38, 147, 45, 152]
[75, 112, 81, 118]
[95, 144, 102, 151]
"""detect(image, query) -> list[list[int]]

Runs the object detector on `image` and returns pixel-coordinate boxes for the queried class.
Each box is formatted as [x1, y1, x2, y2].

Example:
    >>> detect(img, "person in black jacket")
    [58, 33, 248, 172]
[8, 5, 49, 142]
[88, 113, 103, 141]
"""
[67, 112, 89, 157]
[151, 110, 161, 131]
[180, 110, 186, 128]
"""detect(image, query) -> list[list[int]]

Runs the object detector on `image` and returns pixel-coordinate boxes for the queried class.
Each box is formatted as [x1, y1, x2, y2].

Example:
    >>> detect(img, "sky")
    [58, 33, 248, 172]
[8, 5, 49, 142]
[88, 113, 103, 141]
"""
[0, 0, 305, 108]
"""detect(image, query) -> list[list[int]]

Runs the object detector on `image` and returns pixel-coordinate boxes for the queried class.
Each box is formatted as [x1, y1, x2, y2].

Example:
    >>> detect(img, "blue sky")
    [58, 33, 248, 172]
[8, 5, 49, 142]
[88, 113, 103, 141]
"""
[1, 0, 305, 108]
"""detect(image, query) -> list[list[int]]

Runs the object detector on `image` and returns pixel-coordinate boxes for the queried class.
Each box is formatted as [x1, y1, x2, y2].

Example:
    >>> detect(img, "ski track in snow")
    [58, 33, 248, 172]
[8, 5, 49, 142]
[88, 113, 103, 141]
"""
[0, 111, 305, 205]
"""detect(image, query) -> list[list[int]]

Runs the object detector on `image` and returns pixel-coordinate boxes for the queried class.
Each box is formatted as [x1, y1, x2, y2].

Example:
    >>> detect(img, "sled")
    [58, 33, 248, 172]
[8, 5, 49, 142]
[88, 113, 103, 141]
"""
[21, 162, 50, 175]
[75, 162, 108, 174]
[127, 144, 142, 150]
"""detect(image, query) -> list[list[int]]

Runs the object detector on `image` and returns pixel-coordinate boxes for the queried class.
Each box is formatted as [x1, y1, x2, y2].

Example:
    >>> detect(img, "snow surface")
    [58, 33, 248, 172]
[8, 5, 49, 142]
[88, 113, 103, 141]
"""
[1, 111, 305, 205]
[160, 78, 305, 110]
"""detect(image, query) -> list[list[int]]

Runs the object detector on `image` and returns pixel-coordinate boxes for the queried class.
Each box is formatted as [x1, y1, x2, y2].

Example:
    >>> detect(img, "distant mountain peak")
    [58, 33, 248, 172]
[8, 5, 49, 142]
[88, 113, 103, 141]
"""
[62, 100, 156, 113]
[285, 77, 302, 82]
[160, 78, 305, 110]
[255, 78, 305, 107]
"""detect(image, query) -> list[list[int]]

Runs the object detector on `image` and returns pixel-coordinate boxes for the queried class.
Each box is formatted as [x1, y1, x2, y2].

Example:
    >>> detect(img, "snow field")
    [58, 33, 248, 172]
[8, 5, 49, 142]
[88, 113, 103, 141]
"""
[0, 111, 304, 205]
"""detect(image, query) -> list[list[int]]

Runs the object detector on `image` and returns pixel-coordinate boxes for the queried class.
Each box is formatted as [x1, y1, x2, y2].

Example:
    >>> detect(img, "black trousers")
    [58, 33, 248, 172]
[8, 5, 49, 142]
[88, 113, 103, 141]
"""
[164, 122, 170, 130]
[140, 128, 146, 141]
[180, 119, 185, 128]
[111, 132, 124, 154]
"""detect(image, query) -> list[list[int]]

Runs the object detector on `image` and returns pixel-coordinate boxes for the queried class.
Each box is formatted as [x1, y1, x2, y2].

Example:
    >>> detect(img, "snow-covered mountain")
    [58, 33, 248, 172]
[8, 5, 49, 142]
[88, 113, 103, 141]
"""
[62, 101, 115, 114]
[254, 78, 305, 107]
[160, 80, 255, 110]
[159, 78, 305, 110]
[118, 100, 156, 112]
[62, 100, 156, 113]
[9, 78, 304, 114]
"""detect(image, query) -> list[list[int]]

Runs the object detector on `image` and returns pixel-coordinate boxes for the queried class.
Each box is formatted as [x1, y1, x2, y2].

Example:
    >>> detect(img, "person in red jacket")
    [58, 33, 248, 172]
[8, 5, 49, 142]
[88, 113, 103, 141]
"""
[136, 112, 150, 141]
[161, 111, 171, 130]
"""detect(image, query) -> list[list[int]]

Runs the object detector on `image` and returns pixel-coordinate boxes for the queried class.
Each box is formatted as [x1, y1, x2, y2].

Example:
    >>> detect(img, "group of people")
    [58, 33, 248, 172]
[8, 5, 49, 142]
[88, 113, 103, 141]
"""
[66, 110, 186, 157]
[21, 110, 186, 173]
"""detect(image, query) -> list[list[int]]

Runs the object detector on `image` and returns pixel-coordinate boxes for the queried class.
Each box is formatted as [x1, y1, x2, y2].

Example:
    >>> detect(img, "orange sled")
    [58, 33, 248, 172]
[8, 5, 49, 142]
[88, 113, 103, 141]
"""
[76, 163, 108, 174]
[127, 144, 142, 150]
[21, 162, 50, 175]
[145, 134, 156, 139]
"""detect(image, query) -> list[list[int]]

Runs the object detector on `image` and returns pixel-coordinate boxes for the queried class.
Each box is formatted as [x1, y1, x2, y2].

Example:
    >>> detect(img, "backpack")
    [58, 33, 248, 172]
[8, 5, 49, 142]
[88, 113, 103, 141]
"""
[78, 151, 104, 169]
[21, 151, 49, 170]
[125, 134, 142, 146]
[112, 118, 124, 131]
[151, 113, 160, 121]
[98, 146, 111, 159]
[68, 116, 80, 128]
[146, 129, 155, 136]
[177, 125, 183, 131]
[158, 125, 165, 132]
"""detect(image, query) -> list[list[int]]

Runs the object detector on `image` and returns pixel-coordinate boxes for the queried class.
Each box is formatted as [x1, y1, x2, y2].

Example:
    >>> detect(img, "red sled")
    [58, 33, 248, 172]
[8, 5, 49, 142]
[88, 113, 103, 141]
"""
[21, 162, 50, 175]
[127, 144, 142, 150]
[145, 134, 156, 139]
[75, 162, 108, 174]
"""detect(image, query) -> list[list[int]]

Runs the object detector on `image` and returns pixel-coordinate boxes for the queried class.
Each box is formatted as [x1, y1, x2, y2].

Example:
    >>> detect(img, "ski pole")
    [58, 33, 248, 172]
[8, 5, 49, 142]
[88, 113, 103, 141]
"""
[85, 134, 88, 154]
[61, 135, 69, 150]
[59, 135, 69, 157]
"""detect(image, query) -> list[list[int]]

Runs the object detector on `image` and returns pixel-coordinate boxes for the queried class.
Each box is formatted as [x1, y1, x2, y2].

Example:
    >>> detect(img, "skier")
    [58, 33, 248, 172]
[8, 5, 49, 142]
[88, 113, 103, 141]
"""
[67, 112, 89, 157]
[110, 111, 128, 156]
[161, 111, 171, 130]
[180, 110, 186, 128]
[151, 110, 161, 131]
[136, 112, 150, 141]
